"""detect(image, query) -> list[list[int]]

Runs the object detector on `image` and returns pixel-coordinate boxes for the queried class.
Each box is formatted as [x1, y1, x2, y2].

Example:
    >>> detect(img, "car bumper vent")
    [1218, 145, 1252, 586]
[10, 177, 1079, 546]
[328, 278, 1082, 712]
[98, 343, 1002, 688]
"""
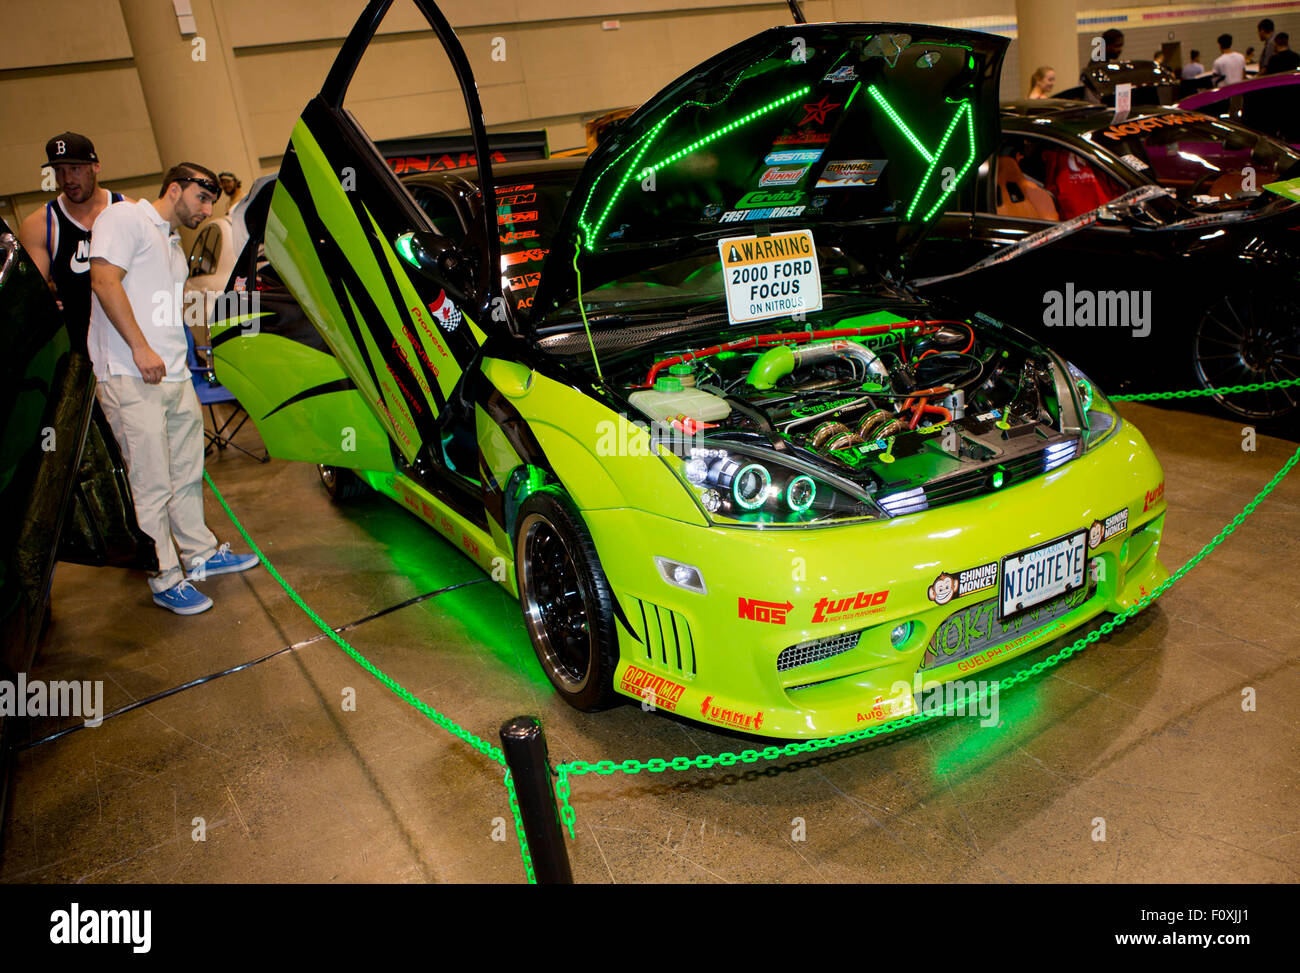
[777, 630, 861, 672]
[630, 598, 696, 675]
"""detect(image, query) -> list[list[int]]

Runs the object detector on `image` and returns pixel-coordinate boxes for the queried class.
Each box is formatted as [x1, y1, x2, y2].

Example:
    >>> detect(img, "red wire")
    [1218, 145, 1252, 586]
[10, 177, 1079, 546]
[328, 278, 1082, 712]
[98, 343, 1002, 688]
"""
[639, 319, 965, 387]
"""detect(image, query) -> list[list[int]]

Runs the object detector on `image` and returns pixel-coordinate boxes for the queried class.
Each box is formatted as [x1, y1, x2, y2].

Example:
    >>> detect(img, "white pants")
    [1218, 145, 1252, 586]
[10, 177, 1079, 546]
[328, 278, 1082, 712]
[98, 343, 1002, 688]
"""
[96, 376, 219, 593]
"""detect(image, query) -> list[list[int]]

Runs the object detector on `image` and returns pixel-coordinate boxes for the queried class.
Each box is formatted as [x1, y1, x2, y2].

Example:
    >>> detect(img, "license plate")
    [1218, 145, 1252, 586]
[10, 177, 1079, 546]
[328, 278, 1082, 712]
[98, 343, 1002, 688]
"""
[1000, 530, 1087, 619]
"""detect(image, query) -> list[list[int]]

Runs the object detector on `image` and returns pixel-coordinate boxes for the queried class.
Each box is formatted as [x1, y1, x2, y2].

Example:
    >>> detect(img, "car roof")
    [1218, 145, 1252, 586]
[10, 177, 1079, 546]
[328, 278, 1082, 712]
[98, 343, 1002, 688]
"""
[1178, 67, 1300, 108]
[1000, 98, 1207, 136]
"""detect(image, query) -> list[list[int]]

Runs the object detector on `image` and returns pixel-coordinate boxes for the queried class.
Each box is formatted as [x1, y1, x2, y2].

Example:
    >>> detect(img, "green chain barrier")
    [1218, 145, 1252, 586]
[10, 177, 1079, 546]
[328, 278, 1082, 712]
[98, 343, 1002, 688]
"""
[1111, 376, 1300, 401]
[551, 444, 1300, 835]
[502, 770, 537, 885]
[204, 394, 1298, 881]
[202, 470, 537, 881]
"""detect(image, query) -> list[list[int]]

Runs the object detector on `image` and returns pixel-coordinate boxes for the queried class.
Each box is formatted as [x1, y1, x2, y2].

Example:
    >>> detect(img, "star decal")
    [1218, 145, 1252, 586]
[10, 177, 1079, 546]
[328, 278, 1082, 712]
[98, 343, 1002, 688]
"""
[799, 96, 841, 127]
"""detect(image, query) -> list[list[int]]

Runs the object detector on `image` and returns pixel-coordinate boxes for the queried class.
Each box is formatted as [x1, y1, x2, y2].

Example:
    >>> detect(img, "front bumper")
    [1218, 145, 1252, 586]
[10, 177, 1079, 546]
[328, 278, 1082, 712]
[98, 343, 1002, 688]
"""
[586, 421, 1169, 739]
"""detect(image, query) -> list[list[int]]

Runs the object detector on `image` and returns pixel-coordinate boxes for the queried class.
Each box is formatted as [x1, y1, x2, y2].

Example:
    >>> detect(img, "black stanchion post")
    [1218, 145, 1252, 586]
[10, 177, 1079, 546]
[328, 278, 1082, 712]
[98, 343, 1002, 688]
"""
[500, 715, 573, 884]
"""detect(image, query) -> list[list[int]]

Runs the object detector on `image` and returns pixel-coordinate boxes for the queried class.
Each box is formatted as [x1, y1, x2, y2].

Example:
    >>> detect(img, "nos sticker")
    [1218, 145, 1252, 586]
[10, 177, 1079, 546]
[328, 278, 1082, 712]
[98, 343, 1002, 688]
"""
[718, 229, 822, 325]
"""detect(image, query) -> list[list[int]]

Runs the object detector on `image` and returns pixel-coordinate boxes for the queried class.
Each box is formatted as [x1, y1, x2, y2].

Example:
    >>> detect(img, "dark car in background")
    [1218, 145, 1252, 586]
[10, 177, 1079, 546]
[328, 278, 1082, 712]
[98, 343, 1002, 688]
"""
[910, 99, 1300, 425]
[1177, 70, 1300, 149]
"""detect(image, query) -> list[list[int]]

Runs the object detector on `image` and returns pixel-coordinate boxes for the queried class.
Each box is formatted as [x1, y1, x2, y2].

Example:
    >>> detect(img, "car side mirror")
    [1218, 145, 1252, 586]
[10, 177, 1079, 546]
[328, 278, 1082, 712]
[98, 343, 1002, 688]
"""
[395, 231, 475, 304]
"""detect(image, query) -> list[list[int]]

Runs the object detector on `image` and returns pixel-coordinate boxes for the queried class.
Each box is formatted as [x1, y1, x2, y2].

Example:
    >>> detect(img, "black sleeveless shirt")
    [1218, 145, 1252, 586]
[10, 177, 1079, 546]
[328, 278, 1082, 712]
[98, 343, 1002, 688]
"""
[46, 190, 123, 353]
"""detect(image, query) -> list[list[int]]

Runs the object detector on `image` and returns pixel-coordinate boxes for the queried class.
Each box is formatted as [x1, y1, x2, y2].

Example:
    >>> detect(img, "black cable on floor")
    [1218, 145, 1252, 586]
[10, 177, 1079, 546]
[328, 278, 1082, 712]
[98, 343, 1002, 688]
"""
[10, 578, 490, 753]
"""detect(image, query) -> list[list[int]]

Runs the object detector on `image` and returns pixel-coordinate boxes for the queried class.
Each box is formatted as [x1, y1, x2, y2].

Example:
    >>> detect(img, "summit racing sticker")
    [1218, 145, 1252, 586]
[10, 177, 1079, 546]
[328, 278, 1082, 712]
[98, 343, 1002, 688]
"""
[927, 561, 998, 606]
[759, 166, 809, 187]
[700, 696, 764, 731]
[718, 228, 822, 325]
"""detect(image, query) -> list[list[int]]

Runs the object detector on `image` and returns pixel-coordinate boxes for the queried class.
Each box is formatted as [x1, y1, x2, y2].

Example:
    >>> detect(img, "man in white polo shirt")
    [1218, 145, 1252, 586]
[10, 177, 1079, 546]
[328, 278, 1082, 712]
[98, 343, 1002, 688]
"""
[89, 162, 259, 615]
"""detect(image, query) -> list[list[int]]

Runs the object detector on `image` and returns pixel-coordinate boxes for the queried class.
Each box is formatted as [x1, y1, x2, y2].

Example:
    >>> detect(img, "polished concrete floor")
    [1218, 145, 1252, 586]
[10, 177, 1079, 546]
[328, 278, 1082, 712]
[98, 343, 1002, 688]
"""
[1, 401, 1296, 883]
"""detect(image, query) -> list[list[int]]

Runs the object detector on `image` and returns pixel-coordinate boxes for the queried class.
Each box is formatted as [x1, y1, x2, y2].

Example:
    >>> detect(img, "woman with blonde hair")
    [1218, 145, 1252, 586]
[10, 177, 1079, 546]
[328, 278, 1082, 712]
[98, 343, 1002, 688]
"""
[1028, 66, 1056, 98]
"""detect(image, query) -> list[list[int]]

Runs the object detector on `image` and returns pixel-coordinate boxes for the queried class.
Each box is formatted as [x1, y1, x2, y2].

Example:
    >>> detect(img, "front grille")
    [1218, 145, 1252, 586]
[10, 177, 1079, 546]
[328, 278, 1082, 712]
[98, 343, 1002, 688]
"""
[629, 597, 696, 675]
[877, 439, 1079, 516]
[777, 630, 861, 672]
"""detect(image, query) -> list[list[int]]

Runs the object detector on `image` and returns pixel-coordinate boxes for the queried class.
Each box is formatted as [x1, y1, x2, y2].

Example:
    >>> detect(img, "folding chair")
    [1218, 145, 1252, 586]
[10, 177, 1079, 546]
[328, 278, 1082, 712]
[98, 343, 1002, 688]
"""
[185, 326, 269, 463]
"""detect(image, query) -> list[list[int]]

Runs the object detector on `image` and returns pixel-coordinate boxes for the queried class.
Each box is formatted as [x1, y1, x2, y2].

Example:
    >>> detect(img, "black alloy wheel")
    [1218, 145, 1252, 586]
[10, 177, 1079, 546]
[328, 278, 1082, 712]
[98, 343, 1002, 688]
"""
[317, 464, 369, 501]
[1193, 291, 1300, 421]
[514, 491, 619, 711]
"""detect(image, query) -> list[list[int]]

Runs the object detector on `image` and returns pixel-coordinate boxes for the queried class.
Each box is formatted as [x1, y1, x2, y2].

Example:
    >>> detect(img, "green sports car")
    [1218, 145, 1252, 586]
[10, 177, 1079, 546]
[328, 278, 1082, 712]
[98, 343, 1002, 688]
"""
[211, 1, 1169, 738]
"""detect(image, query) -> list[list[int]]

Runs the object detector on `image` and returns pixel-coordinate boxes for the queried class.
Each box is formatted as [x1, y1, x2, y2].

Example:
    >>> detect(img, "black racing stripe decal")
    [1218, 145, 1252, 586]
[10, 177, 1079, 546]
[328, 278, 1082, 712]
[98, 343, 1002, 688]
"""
[478, 450, 506, 530]
[613, 596, 642, 644]
[472, 371, 555, 476]
[279, 149, 432, 452]
[261, 377, 358, 420]
[340, 186, 449, 419]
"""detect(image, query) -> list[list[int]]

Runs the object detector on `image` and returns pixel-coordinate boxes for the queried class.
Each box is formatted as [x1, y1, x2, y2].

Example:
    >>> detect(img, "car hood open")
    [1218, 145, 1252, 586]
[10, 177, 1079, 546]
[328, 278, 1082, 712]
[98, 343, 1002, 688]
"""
[530, 22, 1008, 321]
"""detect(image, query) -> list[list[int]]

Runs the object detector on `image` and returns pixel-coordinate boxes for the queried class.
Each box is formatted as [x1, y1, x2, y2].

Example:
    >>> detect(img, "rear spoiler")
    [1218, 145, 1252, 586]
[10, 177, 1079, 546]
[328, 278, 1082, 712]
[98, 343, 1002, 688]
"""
[376, 130, 549, 174]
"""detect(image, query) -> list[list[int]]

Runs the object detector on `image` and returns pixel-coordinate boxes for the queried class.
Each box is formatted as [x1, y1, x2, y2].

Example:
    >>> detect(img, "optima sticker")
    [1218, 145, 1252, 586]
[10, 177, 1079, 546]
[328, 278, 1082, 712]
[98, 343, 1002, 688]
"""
[620, 666, 686, 711]
[927, 562, 998, 606]
[718, 228, 823, 324]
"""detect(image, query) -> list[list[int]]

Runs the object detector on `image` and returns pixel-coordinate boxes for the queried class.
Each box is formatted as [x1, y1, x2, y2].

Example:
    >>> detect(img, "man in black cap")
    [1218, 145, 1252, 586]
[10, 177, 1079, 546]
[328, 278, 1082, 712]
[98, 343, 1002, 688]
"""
[16, 132, 130, 353]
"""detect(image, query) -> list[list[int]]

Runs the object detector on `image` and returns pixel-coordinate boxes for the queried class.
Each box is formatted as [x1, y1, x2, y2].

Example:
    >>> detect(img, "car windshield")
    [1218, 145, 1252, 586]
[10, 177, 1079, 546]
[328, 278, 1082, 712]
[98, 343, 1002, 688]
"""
[1088, 110, 1300, 208]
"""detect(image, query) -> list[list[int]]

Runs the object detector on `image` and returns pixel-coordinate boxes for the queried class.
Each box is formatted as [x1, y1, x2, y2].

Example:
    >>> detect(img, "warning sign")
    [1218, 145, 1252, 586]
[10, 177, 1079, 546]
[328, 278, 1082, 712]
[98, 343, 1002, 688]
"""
[717, 229, 822, 325]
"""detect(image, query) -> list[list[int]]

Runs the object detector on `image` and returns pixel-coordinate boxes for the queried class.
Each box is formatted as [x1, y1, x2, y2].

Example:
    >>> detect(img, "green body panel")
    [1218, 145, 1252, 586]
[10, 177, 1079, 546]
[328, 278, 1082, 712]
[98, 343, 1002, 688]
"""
[366, 469, 509, 585]
[266, 120, 467, 461]
[481, 362, 707, 523]
[578, 419, 1167, 738]
[212, 331, 394, 471]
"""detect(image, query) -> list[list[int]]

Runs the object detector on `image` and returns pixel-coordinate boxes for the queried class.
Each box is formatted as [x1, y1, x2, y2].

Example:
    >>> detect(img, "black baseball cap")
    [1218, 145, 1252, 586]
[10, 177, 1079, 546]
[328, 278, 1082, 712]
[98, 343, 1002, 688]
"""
[45, 132, 98, 166]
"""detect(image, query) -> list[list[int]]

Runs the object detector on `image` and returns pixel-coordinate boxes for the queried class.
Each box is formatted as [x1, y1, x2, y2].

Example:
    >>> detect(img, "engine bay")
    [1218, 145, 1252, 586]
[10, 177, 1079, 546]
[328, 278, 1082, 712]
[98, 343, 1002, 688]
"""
[598, 313, 1096, 521]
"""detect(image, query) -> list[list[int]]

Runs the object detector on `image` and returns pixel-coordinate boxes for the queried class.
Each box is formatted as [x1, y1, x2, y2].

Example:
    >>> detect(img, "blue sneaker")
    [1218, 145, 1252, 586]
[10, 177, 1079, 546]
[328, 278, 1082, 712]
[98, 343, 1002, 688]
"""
[189, 542, 260, 578]
[153, 580, 214, 615]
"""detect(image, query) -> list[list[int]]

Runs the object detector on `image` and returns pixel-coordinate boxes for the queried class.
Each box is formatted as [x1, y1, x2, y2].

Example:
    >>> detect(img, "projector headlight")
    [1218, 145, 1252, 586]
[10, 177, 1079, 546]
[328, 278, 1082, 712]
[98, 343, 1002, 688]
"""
[1066, 361, 1122, 452]
[662, 444, 878, 527]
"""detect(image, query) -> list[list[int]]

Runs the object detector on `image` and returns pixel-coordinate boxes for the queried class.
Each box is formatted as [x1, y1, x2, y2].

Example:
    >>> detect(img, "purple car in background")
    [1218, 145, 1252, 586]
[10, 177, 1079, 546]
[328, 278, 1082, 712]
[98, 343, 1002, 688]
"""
[1177, 70, 1300, 149]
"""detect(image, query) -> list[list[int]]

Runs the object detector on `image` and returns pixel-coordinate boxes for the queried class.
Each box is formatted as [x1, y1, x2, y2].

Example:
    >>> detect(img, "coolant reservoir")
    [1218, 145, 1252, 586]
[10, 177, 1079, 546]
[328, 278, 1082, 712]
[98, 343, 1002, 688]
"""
[629, 388, 732, 423]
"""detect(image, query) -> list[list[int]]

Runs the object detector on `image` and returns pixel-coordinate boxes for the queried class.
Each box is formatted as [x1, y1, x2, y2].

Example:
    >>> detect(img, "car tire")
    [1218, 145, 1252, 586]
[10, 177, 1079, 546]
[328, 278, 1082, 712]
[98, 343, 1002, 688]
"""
[1193, 290, 1300, 421]
[317, 464, 369, 502]
[514, 490, 620, 712]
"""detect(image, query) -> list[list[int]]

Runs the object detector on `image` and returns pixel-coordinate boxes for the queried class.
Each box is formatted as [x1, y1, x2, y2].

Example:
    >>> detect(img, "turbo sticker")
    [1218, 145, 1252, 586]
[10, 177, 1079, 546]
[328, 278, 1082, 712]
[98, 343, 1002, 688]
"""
[811, 589, 888, 624]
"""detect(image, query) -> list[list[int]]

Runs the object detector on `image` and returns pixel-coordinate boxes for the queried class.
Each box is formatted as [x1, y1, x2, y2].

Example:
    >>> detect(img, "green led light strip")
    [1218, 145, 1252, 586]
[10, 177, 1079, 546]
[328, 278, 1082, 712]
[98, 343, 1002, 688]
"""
[920, 102, 978, 221]
[868, 85, 933, 164]
[579, 85, 811, 249]
[868, 84, 978, 223]
[907, 100, 971, 220]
